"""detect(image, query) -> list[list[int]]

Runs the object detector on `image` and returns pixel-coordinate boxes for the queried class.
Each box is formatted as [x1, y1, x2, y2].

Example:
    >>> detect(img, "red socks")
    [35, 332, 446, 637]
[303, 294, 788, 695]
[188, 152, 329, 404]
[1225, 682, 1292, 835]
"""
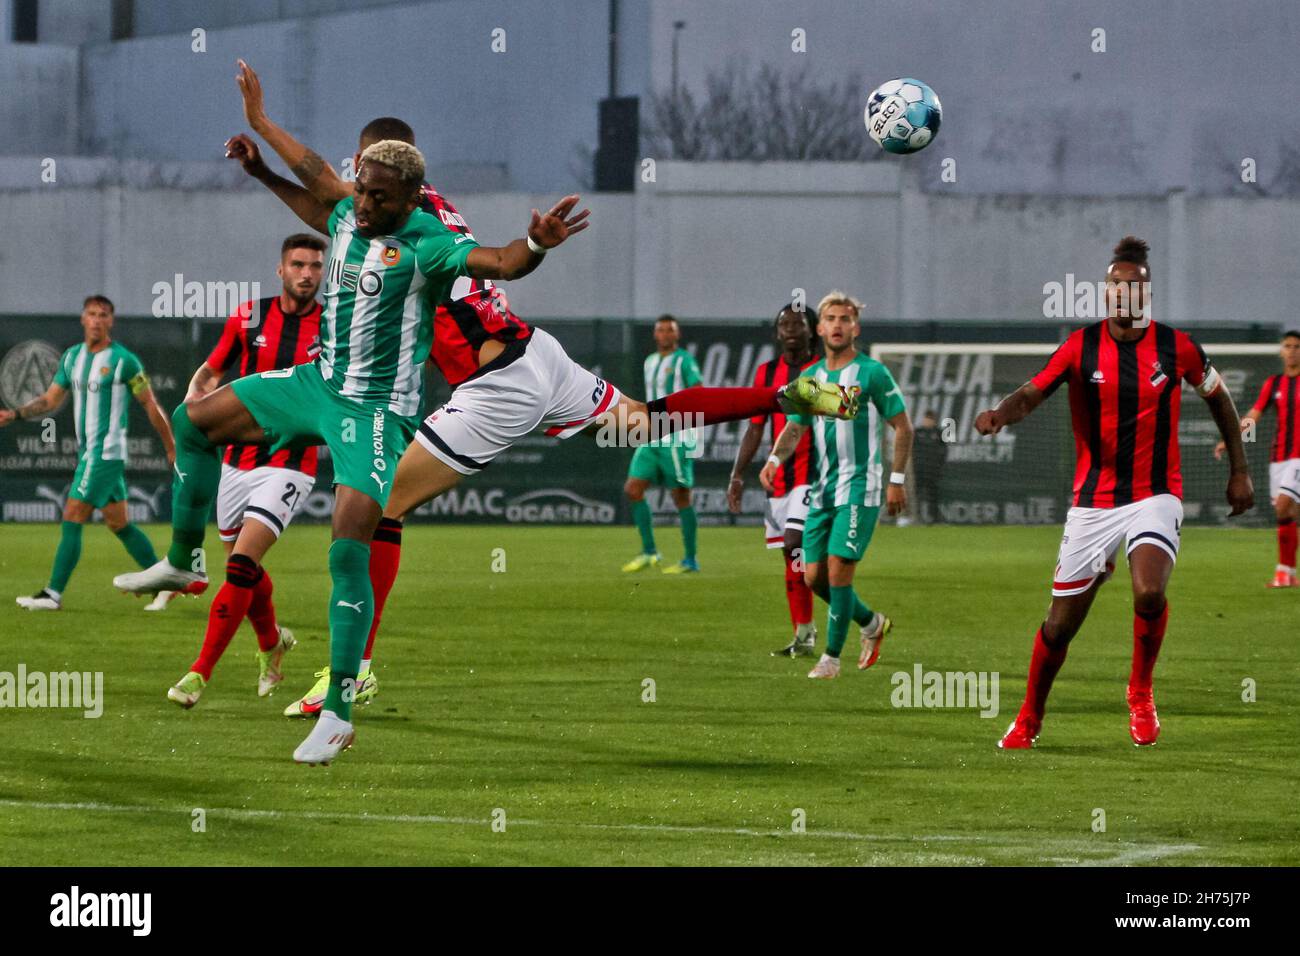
[1278, 519, 1297, 570]
[783, 554, 812, 628]
[1130, 602, 1169, 692]
[247, 570, 279, 652]
[646, 387, 779, 429]
[1019, 625, 1070, 720]
[191, 555, 261, 680]
[363, 518, 404, 661]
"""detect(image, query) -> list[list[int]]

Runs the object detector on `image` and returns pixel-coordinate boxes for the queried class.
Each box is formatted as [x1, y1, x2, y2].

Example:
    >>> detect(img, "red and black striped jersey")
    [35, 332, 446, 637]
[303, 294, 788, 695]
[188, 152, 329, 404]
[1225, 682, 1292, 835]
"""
[1031, 321, 1215, 509]
[752, 354, 819, 498]
[207, 296, 322, 476]
[418, 183, 532, 387]
[1250, 372, 1300, 462]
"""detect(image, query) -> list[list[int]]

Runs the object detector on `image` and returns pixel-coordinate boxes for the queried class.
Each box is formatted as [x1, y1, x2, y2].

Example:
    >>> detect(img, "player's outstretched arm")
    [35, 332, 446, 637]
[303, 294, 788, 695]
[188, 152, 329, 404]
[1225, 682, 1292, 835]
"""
[974, 382, 1046, 435]
[728, 420, 766, 513]
[235, 59, 351, 204]
[225, 133, 332, 234]
[0, 382, 66, 427]
[1202, 383, 1254, 516]
[760, 421, 808, 492]
[885, 410, 914, 516]
[465, 195, 590, 281]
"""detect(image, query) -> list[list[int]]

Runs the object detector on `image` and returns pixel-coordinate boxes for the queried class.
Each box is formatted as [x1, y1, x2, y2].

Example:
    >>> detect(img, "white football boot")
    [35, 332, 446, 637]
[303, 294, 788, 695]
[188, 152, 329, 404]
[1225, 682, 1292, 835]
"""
[293, 710, 355, 765]
[113, 558, 207, 596]
[16, 588, 60, 611]
[807, 653, 841, 679]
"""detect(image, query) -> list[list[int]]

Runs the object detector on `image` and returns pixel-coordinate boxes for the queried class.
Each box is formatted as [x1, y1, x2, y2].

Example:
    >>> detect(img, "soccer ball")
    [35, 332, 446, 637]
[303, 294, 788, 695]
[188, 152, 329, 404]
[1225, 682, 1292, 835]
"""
[865, 77, 942, 154]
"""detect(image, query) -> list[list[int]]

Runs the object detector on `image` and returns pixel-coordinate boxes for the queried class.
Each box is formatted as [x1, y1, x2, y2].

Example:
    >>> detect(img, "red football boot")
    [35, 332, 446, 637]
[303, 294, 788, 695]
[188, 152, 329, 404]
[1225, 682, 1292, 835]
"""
[998, 712, 1041, 749]
[1127, 687, 1160, 746]
[1267, 569, 1297, 589]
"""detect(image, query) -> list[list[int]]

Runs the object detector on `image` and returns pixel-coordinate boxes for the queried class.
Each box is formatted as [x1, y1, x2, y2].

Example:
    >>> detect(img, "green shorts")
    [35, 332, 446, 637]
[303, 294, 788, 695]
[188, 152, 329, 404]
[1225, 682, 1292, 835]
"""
[802, 503, 880, 564]
[628, 444, 695, 488]
[69, 456, 128, 509]
[230, 362, 416, 507]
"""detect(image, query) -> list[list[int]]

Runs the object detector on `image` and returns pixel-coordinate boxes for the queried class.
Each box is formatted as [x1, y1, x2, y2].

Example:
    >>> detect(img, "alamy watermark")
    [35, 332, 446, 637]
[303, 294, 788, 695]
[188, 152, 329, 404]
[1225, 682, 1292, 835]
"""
[594, 403, 707, 458]
[1042, 276, 1151, 320]
[890, 663, 999, 718]
[0, 665, 103, 718]
[151, 274, 261, 319]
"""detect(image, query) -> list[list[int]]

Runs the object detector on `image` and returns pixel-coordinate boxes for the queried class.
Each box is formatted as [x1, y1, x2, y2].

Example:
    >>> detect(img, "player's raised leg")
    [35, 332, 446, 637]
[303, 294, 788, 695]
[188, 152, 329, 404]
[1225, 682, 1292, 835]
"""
[113, 386, 265, 594]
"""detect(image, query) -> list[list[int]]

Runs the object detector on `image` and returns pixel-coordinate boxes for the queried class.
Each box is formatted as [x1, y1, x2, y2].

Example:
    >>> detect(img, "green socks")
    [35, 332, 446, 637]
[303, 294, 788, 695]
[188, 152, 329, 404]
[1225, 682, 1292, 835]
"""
[165, 403, 221, 571]
[47, 522, 159, 595]
[679, 505, 698, 560]
[48, 521, 83, 593]
[115, 523, 158, 568]
[323, 538, 373, 721]
[632, 499, 656, 554]
[826, 585, 873, 657]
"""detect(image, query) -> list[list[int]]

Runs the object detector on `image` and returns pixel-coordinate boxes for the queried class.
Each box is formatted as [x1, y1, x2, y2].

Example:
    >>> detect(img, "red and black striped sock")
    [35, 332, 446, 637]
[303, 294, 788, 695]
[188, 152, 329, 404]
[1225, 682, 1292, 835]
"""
[247, 568, 279, 652]
[362, 518, 404, 663]
[1129, 601, 1169, 693]
[191, 555, 262, 680]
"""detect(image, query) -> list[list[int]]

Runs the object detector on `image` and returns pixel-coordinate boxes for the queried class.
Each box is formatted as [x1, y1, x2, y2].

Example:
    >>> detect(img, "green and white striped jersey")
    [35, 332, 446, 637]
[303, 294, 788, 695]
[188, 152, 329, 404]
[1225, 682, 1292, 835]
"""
[52, 341, 148, 462]
[643, 347, 702, 447]
[791, 352, 907, 508]
[320, 198, 479, 417]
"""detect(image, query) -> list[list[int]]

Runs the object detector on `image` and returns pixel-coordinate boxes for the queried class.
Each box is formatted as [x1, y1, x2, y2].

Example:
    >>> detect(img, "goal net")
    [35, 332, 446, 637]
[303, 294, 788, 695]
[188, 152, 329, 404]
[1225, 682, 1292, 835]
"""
[870, 343, 1280, 527]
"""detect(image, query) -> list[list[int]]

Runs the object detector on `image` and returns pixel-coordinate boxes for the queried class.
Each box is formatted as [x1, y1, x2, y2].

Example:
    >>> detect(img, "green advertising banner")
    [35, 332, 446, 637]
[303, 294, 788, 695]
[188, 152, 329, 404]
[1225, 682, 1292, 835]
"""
[0, 318, 1280, 528]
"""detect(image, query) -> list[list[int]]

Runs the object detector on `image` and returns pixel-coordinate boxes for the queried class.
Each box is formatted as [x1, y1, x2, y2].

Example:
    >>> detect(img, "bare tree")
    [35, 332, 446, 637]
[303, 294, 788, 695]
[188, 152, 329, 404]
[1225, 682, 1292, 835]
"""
[644, 62, 883, 162]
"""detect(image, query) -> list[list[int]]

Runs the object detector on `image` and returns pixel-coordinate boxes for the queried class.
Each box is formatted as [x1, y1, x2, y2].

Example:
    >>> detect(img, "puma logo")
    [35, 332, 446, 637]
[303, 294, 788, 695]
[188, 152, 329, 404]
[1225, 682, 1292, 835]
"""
[173, 464, 188, 483]
[335, 599, 365, 613]
[371, 472, 389, 492]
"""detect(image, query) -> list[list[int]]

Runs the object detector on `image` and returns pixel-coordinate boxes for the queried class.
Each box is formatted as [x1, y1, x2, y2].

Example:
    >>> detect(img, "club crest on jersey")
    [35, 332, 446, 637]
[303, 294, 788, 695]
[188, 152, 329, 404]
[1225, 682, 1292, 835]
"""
[1149, 361, 1167, 388]
[1090, 369, 1106, 384]
[253, 334, 267, 348]
[381, 244, 401, 266]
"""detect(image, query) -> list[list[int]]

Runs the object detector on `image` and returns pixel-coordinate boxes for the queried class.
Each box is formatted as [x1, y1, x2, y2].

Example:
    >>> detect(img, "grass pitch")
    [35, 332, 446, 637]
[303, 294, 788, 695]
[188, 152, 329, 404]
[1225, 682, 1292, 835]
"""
[0, 522, 1296, 866]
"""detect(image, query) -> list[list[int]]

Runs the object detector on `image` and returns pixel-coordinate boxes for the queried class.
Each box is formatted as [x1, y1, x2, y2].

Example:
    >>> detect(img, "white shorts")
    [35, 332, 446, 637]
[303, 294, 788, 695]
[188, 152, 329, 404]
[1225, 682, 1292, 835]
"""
[216, 464, 315, 542]
[1269, 458, 1300, 504]
[415, 328, 622, 475]
[1052, 494, 1182, 597]
[764, 485, 811, 548]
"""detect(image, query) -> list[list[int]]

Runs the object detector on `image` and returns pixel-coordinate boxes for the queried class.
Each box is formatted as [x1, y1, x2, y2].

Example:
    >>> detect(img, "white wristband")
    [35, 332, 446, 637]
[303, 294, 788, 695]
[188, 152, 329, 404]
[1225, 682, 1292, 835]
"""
[526, 235, 547, 256]
[889, 471, 906, 485]
[767, 455, 782, 469]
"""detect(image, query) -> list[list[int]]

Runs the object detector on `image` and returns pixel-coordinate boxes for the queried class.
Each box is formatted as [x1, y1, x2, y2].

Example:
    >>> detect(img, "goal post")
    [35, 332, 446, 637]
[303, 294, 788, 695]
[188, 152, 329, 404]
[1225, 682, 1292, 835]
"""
[870, 342, 1280, 527]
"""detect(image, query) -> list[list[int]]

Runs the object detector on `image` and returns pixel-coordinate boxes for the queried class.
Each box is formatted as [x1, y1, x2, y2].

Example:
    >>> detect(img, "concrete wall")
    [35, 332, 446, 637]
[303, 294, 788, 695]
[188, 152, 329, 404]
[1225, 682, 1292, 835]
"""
[6, 159, 1298, 323]
[77, 0, 612, 193]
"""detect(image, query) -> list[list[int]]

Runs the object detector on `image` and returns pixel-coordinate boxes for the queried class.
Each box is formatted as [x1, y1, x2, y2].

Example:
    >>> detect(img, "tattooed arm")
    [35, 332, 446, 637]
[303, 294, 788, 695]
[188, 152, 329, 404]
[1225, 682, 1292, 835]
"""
[236, 59, 352, 203]
[0, 383, 66, 427]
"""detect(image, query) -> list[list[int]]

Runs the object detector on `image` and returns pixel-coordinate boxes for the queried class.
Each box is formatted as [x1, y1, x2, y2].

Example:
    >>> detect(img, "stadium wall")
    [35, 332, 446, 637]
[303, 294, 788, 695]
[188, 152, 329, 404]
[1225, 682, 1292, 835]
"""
[6, 160, 1300, 323]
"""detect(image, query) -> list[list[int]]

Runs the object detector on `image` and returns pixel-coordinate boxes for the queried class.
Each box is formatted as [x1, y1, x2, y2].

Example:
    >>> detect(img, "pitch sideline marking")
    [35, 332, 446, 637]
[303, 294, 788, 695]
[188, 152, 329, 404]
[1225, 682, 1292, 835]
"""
[0, 798, 1203, 863]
